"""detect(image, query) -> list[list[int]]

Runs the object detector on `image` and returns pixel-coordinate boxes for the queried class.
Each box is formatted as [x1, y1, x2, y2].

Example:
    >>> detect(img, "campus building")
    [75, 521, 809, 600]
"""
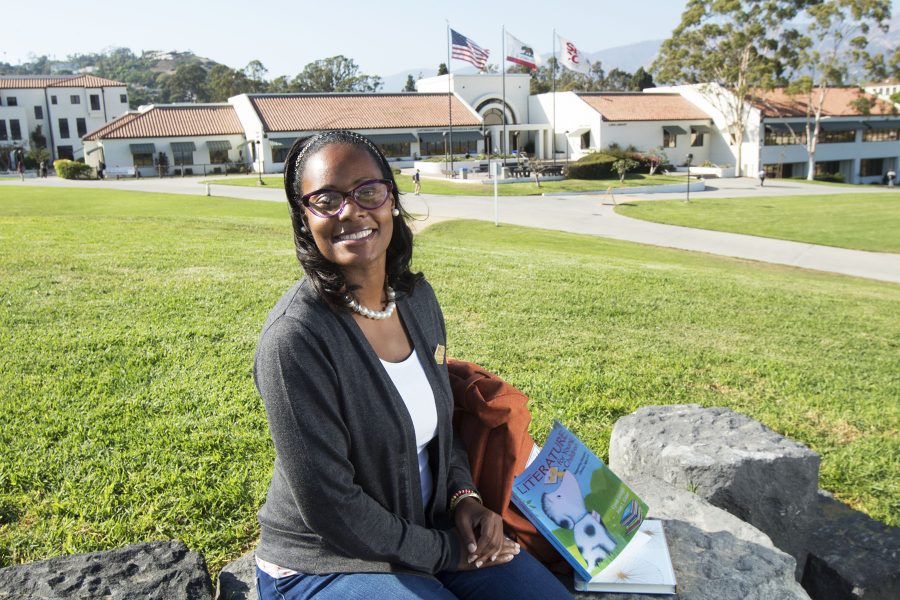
[228, 92, 484, 173]
[0, 75, 129, 163]
[78, 73, 899, 183]
[651, 83, 900, 183]
[82, 103, 245, 177]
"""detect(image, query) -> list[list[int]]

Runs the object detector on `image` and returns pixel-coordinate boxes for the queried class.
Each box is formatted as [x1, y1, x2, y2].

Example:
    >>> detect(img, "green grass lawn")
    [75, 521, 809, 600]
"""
[616, 192, 900, 253]
[1, 187, 897, 576]
[204, 173, 686, 196]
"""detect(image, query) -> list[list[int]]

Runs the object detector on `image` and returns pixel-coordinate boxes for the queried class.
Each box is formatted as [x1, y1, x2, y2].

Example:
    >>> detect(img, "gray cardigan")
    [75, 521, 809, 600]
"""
[253, 277, 475, 575]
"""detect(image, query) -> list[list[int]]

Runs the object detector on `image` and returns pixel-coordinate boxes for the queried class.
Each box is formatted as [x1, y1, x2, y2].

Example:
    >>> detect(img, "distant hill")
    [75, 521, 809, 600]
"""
[584, 39, 663, 74]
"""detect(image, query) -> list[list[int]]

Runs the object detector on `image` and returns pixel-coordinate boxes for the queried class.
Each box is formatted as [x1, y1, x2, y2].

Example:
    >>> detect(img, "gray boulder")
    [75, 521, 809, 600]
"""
[216, 550, 257, 600]
[569, 473, 810, 600]
[609, 404, 820, 578]
[0, 540, 213, 600]
[800, 491, 900, 600]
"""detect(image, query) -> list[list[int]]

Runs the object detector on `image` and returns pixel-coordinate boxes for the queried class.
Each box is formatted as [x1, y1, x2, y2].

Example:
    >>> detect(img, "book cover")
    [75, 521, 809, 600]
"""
[573, 519, 677, 594]
[511, 420, 649, 581]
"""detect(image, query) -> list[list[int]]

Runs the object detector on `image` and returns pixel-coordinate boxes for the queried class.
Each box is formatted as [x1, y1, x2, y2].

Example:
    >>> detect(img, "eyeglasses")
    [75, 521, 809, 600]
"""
[300, 179, 394, 218]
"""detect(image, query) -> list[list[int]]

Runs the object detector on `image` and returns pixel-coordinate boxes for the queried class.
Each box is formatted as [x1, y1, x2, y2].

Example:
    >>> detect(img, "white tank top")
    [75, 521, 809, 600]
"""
[379, 349, 438, 509]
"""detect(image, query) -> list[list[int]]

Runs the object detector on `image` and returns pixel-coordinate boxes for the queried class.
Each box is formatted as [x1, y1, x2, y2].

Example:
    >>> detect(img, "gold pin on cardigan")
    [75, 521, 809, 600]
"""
[433, 344, 446, 364]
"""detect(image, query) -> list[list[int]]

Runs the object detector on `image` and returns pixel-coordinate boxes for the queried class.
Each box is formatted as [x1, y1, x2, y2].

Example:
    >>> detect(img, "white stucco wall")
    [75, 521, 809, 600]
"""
[648, 84, 742, 172]
[87, 134, 248, 176]
[416, 74, 531, 124]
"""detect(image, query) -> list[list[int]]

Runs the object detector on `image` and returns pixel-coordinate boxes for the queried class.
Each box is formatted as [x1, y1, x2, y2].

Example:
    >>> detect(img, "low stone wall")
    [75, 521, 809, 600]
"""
[2, 406, 895, 600]
[0, 540, 213, 600]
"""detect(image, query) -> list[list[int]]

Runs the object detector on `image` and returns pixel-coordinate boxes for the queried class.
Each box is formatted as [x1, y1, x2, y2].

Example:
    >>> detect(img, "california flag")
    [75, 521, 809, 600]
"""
[506, 32, 540, 71]
[557, 34, 590, 74]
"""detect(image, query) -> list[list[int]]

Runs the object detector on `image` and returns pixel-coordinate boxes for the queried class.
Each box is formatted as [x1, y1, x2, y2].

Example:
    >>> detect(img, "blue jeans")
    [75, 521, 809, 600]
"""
[255, 550, 571, 599]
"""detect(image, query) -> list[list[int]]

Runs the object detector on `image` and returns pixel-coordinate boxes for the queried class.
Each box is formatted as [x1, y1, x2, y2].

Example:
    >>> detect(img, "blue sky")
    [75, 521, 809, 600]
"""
[3, 0, 691, 78]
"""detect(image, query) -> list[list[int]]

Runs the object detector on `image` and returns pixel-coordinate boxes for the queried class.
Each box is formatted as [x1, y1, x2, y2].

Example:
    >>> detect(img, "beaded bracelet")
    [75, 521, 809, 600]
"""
[449, 488, 483, 513]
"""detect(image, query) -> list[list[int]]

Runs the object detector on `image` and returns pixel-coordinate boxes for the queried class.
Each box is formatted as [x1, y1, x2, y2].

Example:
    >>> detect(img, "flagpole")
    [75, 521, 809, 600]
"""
[501, 25, 508, 160]
[446, 20, 454, 176]
[552, 29, 557, 165]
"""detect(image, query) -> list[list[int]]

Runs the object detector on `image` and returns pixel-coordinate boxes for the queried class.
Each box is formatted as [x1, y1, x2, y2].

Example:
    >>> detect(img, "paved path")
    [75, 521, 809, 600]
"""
[3, 175, 898, 284]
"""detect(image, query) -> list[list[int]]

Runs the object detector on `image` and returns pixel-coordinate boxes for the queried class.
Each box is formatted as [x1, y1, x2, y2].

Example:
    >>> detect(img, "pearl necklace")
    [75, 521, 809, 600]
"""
[346, 286, 396, 320]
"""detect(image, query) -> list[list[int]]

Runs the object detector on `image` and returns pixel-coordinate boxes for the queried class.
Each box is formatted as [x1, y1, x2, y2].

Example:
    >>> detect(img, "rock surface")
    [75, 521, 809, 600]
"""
[609, 404, 820, 578]
[0, 540, 213, 600]
[217, 474, 809, 600]
[800, 491, 900, 600]
[570, 472, 810, 600]
[216, 550, 257, 600]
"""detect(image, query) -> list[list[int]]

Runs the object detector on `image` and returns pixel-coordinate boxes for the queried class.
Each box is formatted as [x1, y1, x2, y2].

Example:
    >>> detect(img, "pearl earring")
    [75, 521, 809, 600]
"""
[391, 208, 400, 217]
[300, 225, 307, 233]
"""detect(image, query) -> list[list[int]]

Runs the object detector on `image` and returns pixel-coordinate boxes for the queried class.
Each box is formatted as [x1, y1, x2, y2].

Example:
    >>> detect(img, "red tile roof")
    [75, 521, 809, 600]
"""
[0, 74, 125, 89]
[48, 75, 125, 88]
[248, 93, 481, 132]
[577, 93, 710, 121]
[749, 88, 897, 117]
[83, 105, 243, 140]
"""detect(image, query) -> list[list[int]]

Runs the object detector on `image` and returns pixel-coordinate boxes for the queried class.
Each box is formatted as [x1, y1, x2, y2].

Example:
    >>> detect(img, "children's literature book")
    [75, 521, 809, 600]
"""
[573, 519, 676, 594]
[511, 420, 660, 584]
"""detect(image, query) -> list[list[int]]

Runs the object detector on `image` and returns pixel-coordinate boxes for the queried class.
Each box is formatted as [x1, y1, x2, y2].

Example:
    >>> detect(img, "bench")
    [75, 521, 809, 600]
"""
[106, 166, 137, 180]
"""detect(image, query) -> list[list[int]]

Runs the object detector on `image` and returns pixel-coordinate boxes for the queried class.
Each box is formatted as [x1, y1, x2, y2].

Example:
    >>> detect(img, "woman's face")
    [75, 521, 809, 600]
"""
[300, 143, 395, 279]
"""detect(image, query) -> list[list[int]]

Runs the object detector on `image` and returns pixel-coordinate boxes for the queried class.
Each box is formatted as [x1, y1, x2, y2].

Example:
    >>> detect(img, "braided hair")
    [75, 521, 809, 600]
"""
[283, 130, 422, 310]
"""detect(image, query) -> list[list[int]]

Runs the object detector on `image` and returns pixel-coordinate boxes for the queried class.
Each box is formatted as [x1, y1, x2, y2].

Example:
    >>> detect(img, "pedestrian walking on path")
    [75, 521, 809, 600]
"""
[888, 168, 896, 188]
[758, 168, 766, 187]
[414, 168, 421, 195]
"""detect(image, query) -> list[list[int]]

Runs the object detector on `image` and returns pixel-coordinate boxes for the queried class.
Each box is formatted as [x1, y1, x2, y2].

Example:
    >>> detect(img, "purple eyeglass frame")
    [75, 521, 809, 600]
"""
[300, 178, 395, 219]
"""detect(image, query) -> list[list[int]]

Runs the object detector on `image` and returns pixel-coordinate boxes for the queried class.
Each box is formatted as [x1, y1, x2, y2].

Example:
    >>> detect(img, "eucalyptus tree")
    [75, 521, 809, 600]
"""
[652, 0, 806, 176]
[786, 0, 891, 179]
[292, 56, 382, 93]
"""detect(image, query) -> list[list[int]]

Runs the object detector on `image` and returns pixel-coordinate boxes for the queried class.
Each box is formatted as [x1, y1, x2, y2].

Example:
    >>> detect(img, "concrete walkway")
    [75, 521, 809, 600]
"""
[3, 175, 898, 284]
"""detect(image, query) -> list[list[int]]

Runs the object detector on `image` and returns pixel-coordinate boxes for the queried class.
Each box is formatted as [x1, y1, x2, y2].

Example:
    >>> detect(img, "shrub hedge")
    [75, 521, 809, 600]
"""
[566, 152, 618, 179]
[54, 160, 94, 180]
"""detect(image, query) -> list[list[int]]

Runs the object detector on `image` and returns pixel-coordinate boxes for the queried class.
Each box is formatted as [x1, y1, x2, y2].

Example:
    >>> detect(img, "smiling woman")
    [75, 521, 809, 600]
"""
[252, 130, 572, 599]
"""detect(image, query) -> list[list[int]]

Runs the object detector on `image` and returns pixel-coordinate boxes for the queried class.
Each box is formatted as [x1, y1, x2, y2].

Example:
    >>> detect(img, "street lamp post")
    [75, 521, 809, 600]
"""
[257, 140, 265, 185]
[686, 153, 693, 203]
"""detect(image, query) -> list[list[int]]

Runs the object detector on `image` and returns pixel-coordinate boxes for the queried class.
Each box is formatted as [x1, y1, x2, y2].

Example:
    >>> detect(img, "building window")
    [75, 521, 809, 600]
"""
[10, 120, 21, 140]
[819, 129, 856, 144]
[663, 130, 677, 148]
[172, 146, 194, 165]
[450, 139, 477, 155]
[51, 95, 58, 105]
[133, 152, 154, 167]
[420, 140, 443, 156]
[859, 158, 884, 177]
[58, 118, 70, 139]
[89, 94, 101, 111]
[691, 127, 705, 147]
[6, 96, 17, 106]
[0, 121, 7, 141]
[120, 94, 127, 104]
[863, 128, 899, 142]
[271, 146, 290, 163]
[814, 161, 840, 176]
[580, 131, 590, 149]
[764, 126, 806, 146]
[378, 142, 411, 158]
[34, 106, 43, 119]
[209, 148, 229, 164]
[76, 118, 87, 138]
[57, 145, 74, 160]
[70, 95, 81, 105]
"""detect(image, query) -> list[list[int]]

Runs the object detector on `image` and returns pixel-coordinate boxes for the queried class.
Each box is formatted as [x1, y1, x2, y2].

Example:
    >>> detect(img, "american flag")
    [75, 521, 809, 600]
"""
[451, 29, 490, 71]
